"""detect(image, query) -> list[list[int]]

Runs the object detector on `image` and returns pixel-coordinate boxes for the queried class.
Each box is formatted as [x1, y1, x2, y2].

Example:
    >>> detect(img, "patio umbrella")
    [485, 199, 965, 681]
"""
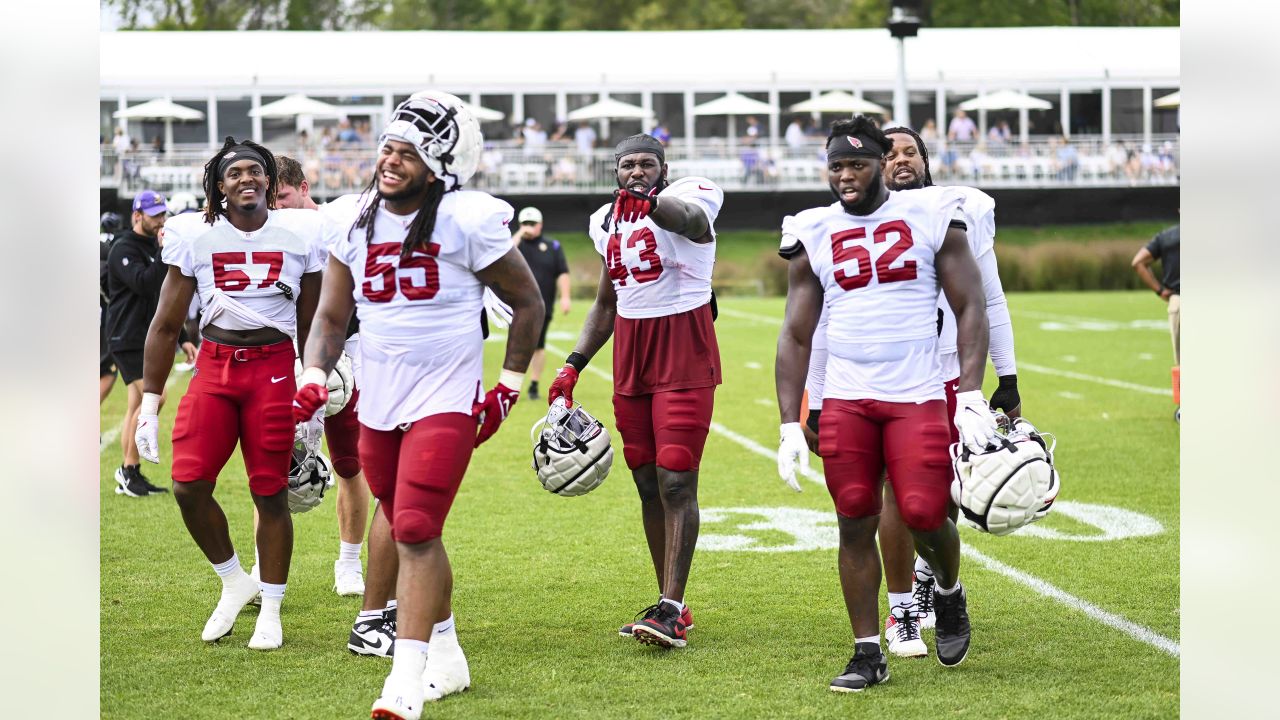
[789, 91, 887, 116]
[249, 94, 343, 118]
[464, 103, 506, 122]
[1153, 91, 1180, 109]
[566, 97, 652, 121]
[958, 90, 1052, 112]
[114, 98, 205, 153]
[691, 93, 779, 152]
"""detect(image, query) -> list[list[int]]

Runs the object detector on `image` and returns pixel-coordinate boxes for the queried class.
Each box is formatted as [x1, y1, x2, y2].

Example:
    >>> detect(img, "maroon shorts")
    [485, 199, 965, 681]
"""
[613, 386, 715, 472]
[171, 340, 296, 496]
[324, 386, 362, 479]
[613, 303, 721, 396]
[819, 398, 953, 531]
[358, 413, 476, 545]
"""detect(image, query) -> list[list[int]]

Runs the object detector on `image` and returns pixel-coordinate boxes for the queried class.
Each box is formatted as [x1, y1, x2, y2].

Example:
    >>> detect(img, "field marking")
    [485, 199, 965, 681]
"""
[1020, 362, 1172, 397]
[1013, 309, 1168, 332]
[716, 307, 783, 325]
[1057, 391, 1085, 401]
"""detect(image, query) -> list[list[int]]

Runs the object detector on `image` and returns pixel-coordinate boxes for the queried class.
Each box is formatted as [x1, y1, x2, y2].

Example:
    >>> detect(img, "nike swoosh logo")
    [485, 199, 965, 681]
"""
[358, 635, 385, 649]
[698, 185, 713, 191]
[271, 376, 288, 383]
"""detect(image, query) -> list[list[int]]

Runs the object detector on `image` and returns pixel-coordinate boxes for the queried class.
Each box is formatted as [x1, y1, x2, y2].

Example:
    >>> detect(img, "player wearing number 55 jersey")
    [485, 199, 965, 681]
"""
[549, 134, 723, 649]
[294, 92, 544, 720]
[135, 138, 333, 652]
[774, 117, 998, 691]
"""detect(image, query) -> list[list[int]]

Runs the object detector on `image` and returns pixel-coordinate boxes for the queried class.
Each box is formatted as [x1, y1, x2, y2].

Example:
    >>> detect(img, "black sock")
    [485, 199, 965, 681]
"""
[529, 380, 539, 392]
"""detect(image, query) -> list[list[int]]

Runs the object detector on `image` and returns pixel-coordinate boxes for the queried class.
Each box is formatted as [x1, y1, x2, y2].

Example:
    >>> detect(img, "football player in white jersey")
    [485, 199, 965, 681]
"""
[775, 117, 998, 691]
[548, 134, 723, 649]
[875, 126, 1020, 650]
[293, 92, 544, 720]
[135, 138, 334, 651]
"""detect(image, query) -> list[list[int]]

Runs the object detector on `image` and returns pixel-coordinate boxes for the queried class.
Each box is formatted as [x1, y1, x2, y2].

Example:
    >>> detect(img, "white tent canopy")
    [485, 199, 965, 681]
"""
[692, 92, 777, 116]
[958, 90, 1053, 111]
[566, 97, 651, 121]
[113, 98, 205, 121]
[464, 103, 505, 122]
[789, 91, 887, 115]
[249, 93, 343, 118]
[1154, 91, 1180, 108]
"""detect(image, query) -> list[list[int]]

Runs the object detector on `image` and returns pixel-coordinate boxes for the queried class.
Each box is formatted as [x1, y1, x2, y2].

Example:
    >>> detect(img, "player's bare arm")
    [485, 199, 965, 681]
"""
[647, 194, 711, 243]
[1130, 246, 1167, 297]
[937, 226, 989, 394]
[301, 257, 356, 376]
[476, 247, 545, 373]
[775, 249, 823, 423]
[570, 264, 620, 361]
[141, 266, 197, 396]
[295, 270, 322, 356]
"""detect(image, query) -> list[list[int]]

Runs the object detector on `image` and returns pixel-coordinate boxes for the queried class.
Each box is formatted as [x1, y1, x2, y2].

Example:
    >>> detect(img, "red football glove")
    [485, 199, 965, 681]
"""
[472, 383, 520, 448]
[292, 383, 329, 424]
[547, 366, 580, 407]
[612, 187, 659, 223]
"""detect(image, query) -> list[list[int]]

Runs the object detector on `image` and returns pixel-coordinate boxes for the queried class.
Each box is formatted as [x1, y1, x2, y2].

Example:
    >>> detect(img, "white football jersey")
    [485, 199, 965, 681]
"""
[587, 177, 722, 319]
[162, 209, 332, 338]
[327, 190, 514, 430]
[782, 186, 965, 402]
[937, 185, 996, 362]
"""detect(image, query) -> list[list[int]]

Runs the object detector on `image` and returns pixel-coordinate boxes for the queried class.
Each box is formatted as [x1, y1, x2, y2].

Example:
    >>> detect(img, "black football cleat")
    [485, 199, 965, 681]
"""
[829, 642, 890, 692]
[934, 583, 972, 667]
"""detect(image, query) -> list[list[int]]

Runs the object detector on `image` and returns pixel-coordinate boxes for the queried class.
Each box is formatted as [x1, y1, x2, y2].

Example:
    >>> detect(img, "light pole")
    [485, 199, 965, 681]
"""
[887, 1, 922, 127]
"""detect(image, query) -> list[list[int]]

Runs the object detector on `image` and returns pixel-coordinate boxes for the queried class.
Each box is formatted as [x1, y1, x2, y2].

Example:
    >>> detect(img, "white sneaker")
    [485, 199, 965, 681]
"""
[422, 637, 471, 701]
[248, 604, 283, 651]
[371, 672, 423, 720]
[334, 559, 366, 597]
[885, 606, 928, 658]
[201, 572, 260, 642]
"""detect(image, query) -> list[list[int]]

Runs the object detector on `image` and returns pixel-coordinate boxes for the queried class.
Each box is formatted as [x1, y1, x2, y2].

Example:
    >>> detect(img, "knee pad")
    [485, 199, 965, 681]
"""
[898, 493, 947, 532]
[622, 443, 656, 470]
[392, 507, 442, 545]
[332, 456, 361, 479]
[656, 444, 696, 473]
[834, 484, 881, 519]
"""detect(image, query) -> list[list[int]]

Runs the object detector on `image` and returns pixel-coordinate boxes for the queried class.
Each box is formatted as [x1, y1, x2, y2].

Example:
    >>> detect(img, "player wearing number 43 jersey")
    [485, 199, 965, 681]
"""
[550, 133, 722, 648]
[135, 138, 334, 652]
[774, 117, 999, 691]
[295, 91, 543, 720]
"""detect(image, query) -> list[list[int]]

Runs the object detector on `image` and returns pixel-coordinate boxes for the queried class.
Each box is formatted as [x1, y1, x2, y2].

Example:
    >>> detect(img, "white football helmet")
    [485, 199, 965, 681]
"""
[294, 353, 355, 417]
[950, 416, 1060, 536]
[380, 91, 483, 192]
[287, 446, 334, 514]
[531, 398, 613, 497]
[168, 191, 200, 215]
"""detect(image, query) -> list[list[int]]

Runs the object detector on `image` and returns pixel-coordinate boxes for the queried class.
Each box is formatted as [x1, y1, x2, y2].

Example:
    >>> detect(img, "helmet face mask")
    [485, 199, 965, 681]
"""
[287, 447, 333, 514]
[531, 399, 613, 497]
[380, 90, 483, 192]
[950, 415, 1060, 535]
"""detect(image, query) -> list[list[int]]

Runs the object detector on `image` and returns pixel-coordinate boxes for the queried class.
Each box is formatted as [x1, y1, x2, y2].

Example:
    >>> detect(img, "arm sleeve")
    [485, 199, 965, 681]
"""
[109, 241, 170, 296]
[977, 248, 1016, 376]
[805, 310, 829, 408]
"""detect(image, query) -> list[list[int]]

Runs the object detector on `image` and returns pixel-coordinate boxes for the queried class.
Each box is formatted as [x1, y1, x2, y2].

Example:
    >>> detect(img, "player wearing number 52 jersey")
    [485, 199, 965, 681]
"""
[294, 92, 544, 720]
[775, 117, 998, 691]
[135, 138, 333, 652]
[549, 133, 723, 649]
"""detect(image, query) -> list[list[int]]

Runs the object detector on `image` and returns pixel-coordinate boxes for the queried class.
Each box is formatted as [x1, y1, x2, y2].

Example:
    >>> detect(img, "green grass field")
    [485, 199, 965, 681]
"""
[100, 290, 1179, 719]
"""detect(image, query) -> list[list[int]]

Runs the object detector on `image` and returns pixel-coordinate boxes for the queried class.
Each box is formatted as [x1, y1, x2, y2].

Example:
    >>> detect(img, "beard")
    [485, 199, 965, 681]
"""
[381, 172, 430, 203]
[886, 173, 926, 192]
[832, 173, 886, 216]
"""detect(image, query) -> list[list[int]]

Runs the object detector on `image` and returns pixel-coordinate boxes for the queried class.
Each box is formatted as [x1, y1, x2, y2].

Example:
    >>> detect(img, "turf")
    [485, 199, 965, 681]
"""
[101, 290, 1178, 718]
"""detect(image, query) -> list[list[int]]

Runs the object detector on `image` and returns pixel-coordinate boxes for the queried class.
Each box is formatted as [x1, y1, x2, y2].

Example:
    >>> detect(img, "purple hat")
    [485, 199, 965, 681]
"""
[132, 190, 168, 217]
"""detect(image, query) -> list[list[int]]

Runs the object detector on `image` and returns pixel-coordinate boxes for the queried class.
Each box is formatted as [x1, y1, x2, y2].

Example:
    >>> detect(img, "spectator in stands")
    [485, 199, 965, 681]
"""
[512, 207, 570, 401]
[650, 121, 671, 146]
[968, 142, 992, 181]
[550, 156, 578, 186]
[785, 116, 807, 155]
[112, 127, 132, 156]
[1055, 135, 1079, 181]
[919, 118, 940, 144]
[987, 120, 1011, 145]
[742, 116, 761, 146]
[1157, 141, 1178, 179]
[1106, 141, 1129, 179]
[574, 120, 597, 157]
[337, 118, 360, 144]
[549, 119, 570, 143]
[151, 136, 165, 156]
[523, 118, 548, 157]
[947, 109, 977, 142]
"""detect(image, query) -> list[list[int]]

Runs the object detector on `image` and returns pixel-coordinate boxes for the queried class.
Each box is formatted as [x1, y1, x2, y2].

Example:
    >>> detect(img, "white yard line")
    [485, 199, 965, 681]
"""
[716, 307, 783, 325]
[1020, 362, 1172, 397]
[544, 340, 1178, 657]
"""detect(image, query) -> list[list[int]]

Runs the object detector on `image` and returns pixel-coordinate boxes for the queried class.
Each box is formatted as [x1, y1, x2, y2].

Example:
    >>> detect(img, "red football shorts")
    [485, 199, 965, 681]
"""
[612, 303, 721, 396]
[819, 398, 953, 531]
[358, 413, 476, 545]
[324, 386, 362, 479]
[171, 340, 296, 496]
[612, 386, 715, 472]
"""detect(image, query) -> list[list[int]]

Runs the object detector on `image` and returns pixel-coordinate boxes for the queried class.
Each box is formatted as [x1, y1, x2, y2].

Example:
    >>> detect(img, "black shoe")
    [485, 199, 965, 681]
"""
[127, 464, 168, 494]
[348, 615, 395, 657]
[618, 603, 659, 637]
[934, 583, 972, 667]
[829, 642, 890, 692]
[384, 605, 397, 629]
[528, 382, 540, 400]
[113, 466, 151, 498]
[633, 601, 688, 648]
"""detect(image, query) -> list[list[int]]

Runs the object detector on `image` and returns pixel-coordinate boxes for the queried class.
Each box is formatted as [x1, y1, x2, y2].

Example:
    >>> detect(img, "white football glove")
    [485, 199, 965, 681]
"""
[295, 414, 325, 456]
[483, 287, 514, 329]
[954, 389, 998, 453]
[776, 422, 808, 493]
[135, 413, 161, 464]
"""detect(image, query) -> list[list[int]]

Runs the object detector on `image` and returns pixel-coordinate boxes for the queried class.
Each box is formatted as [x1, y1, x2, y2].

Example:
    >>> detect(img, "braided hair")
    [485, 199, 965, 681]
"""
[883, 126, 934, 187]
[349, 172, 447, 260]
[201, 136, 278, 225]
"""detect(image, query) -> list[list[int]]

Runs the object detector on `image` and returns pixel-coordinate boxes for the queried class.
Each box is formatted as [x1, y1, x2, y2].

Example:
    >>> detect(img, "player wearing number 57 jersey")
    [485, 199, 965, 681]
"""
[549, 134, 723, 649]
[295, 92, 544, 720]
[135, 138, 333, 652]
[774, 117, 998, 691]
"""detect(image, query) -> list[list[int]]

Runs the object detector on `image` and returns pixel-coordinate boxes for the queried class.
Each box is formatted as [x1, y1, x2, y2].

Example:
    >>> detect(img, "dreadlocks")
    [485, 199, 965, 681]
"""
[883, 126, 934, 187]
[201, 136, 278, 225]
[349, 174, 448, 260]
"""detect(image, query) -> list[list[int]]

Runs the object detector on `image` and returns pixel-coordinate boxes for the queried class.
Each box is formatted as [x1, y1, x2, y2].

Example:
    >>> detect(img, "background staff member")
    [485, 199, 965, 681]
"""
[512, 206, 570, 400]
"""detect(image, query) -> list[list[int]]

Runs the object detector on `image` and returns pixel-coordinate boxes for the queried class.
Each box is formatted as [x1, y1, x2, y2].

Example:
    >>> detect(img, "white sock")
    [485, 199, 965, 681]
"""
[391, 639, 429, 677]
[211, 553, 243, 580]
[935, 580, 960, 596]
[887, 592, 914, 615]
[259, 582, 287, 601]
[432, 614, 457, 641]
[385, 599, 398, 611]
[254, 547, 261, 570]
[338, 541, 362, 564]
[357, 609, 382, 622]
[855, 634, 880, 647]
[259, 596, 282, 618]
[914, 556, 933, 578]
[660, 597, 685, 612]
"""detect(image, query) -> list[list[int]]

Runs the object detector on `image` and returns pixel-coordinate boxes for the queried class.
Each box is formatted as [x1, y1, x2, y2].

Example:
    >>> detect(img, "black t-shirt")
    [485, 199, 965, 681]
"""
[517, 235, 569, 316]
[1145, 225, 1179, 293]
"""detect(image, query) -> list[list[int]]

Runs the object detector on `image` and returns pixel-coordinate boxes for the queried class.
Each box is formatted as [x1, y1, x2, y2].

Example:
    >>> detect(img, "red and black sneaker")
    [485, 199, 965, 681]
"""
[619, 603, 693, 637]
[632, 602, 689, 648]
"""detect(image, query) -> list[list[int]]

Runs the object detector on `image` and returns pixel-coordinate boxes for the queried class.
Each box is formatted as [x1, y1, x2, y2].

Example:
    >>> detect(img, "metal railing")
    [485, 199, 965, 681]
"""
[100, 134, 1178, 199]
